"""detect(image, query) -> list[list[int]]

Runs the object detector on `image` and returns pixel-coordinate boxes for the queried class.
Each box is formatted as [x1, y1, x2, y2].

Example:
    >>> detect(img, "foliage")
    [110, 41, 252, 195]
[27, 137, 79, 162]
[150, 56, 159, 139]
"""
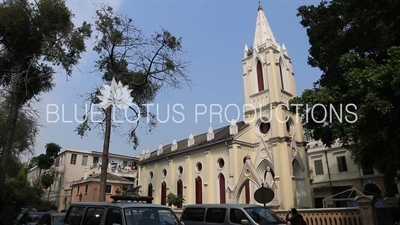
[75, 4, 191, 201]
[0, 91, 39, 157]
[0, 0, 91, 191]
[0, 160, 44, 210]
[292, 0, 400, 195]
[166, 193, 185, 207]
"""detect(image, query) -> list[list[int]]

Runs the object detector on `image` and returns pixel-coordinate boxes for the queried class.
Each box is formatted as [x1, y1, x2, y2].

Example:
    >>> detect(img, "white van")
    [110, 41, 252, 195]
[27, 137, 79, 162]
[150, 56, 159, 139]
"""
[180, 204, 286, 225]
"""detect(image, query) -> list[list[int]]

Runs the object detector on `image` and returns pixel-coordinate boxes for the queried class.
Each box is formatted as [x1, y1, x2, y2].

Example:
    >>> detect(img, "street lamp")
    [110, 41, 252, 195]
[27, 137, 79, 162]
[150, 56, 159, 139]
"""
[79, 193, 83, 202]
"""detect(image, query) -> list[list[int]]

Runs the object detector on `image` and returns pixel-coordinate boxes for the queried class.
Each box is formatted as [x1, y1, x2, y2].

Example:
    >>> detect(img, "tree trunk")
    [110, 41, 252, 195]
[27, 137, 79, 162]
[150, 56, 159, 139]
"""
[99, 106, 112, 201]
[47, 186, 52, 201]
[0, 79, 22, 192]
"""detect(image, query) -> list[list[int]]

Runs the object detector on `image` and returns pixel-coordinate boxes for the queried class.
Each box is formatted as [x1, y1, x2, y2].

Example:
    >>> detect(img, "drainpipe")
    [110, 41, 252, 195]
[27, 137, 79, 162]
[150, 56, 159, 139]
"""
[324, 151, 332, 189]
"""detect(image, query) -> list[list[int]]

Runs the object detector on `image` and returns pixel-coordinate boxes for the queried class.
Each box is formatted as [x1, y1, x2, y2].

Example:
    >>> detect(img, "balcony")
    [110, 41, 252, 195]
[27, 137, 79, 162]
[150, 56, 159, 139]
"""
[89, 163, 137, 178]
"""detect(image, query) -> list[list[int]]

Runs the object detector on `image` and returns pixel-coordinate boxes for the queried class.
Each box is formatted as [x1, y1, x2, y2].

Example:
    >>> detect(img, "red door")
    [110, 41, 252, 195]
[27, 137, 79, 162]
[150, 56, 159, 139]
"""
[219, 174, 226, 203]
[161, 182, 167, 205]
[177, 179, 183, 208]
[148, 183, 153, 197]
[195, 176, 202, 204]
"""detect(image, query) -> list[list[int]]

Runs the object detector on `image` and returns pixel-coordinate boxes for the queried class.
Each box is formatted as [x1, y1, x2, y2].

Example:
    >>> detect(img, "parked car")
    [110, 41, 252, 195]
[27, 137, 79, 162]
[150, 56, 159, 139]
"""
[36, 212, 66, 225]
[64, 195, 185, 225]
[180, 204, 286, 225]
[15, 211, 45, 225]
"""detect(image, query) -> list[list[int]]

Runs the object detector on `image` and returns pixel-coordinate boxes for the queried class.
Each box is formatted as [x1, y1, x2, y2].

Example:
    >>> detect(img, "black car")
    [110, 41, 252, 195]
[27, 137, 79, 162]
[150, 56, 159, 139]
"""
[15, 211, 45, 225]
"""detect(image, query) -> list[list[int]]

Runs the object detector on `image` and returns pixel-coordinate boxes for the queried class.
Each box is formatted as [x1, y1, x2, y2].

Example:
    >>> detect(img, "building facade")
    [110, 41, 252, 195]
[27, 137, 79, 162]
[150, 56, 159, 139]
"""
[307, 138, 386, 208]
[70, 172, 134, 203]
[27, 148, 138, 211]
[137, 4, 314, 210]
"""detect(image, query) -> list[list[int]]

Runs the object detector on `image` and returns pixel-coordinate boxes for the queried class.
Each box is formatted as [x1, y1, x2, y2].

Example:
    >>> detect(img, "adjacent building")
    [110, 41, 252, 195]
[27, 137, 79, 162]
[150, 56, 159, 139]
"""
[28, 148, 139, 211]
[307, 138, 385, 208]
[136, 3, 314, 210]
[70, 172, 134, 203]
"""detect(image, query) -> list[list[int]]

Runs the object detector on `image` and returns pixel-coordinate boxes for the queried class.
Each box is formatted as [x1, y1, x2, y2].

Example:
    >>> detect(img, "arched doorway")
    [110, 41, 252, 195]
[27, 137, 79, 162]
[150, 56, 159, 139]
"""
[195, 176, 202, 204]
[293, 159, 307, 206]
[219, 174, 226, 203]
[364, 183, 382, 198]
[147, 183, 153, 197]
[161, 182, 167, 205]
[177, 179, 183, 208]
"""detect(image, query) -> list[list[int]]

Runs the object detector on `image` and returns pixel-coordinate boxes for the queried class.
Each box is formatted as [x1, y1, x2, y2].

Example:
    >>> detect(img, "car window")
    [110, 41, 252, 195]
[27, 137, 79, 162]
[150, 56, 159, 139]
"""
[123, 207, 180, 225]
[105, 208, 123, 225]
[181, 208, 205, 222]
[65, 206, 86, 225]
[205, 208, 226, 223]
[82, 207, 105, 225]
[229, 209, 247, 224]
[53, 215, 65, 225]
[244, 207, 285, 224]
[25, 213, 45, 223]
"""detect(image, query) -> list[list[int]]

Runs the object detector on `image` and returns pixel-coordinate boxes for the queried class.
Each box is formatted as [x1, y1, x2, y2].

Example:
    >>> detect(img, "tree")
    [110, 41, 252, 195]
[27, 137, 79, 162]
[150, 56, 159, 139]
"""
[0, 0, 92, 192]
[29, 143, 62, 200]
[291, 0, 400, 195]
[0, 90, 39, 158]
[75, 4, 191, 201]
[166, 193, 185, 208]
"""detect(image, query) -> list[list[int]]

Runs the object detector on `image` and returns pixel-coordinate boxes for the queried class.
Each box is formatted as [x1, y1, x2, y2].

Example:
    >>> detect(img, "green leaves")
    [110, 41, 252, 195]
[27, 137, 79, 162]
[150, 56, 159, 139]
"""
[296, 0, 400, 195]
[166, 193, 185, 207]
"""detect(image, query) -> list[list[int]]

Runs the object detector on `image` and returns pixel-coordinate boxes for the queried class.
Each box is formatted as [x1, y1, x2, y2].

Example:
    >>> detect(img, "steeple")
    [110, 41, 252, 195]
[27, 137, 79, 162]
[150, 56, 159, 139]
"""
[253, 2, 277, 49]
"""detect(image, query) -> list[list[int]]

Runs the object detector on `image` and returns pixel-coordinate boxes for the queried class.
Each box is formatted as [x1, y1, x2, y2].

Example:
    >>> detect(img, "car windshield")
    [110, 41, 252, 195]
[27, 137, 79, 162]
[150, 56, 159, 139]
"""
[244, 207, 285, 224]
[25, 213, 45, 222]
[124, 207, 180, 225]
[53, 215, 65, 225]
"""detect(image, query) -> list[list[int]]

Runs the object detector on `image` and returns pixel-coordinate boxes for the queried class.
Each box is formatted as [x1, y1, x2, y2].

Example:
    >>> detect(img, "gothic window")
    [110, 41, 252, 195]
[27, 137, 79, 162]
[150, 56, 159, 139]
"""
[195, 176, 203, 204]
[279, 61, 285, 90]
[245, 180, 250, 204]
[259, 122, 270, 134]
[177, 179, 183, 208]
[147, 183, 153, 197]
[219, 174, 226, 204]
[161, 182, 167, 205]
[256, 60, 265, 92]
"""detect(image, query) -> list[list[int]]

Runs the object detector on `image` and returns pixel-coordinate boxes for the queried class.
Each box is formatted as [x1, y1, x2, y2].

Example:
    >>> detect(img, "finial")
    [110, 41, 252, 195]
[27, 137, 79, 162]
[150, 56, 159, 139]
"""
[258, 1, 263, 11]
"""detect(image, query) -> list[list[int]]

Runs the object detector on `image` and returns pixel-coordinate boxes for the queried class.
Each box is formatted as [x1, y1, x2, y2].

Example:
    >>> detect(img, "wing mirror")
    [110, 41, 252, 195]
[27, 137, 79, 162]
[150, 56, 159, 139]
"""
[240, 219, 250, 225]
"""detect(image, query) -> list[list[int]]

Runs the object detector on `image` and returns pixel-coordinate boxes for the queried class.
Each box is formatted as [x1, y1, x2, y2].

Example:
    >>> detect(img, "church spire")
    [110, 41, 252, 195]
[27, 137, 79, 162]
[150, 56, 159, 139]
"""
[253, 2, 277, 49]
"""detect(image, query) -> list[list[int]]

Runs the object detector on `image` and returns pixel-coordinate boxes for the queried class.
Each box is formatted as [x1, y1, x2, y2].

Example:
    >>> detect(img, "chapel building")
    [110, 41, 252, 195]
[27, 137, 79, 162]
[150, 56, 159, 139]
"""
[137, 3, 314, 210]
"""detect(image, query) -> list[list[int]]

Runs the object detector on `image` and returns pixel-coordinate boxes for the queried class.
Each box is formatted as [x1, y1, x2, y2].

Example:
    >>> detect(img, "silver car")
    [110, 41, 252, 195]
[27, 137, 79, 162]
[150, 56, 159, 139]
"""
[180, 204, 286, 225]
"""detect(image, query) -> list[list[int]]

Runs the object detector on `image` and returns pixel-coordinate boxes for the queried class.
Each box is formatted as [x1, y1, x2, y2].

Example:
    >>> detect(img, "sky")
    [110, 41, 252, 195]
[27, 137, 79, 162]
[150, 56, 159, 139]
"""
[31, 0, 322, 159]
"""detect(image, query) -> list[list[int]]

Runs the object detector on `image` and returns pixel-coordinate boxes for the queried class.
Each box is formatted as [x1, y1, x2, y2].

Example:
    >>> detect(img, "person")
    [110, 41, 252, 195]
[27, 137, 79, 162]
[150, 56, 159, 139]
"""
[285, 208, 307, 225]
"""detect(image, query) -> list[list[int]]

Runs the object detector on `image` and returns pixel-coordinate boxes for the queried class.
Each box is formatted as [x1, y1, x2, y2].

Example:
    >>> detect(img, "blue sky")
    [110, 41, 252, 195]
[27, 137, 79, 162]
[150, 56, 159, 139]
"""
[32, 0, 321, 158]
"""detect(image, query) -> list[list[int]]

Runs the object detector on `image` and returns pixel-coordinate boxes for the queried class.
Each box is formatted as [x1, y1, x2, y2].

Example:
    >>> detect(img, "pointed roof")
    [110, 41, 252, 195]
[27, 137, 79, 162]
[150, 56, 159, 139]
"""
[253, 3, 277, 48]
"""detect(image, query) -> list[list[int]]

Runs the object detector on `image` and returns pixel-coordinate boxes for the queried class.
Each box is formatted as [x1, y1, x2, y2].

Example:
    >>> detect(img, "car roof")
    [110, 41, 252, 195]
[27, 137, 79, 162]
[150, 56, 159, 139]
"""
[28, 212, 46, 214]
[183, 204, 264, 208]
[49, 213, 66, 216]
[70, 202, 170, 209]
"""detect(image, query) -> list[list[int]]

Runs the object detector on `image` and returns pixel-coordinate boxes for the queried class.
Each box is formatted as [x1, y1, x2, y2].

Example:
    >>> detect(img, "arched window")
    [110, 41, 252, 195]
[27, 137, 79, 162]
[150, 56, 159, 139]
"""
[161, 182, 167, 205]
[147, 183, 153, 197]
[279, 60, 285, 90]
[256, 60, 264, 92]
[177, 179, 183, 208]
[219, 174, 226, 203]
[195, 176, 203, 204]
[245, 180, 250, 204]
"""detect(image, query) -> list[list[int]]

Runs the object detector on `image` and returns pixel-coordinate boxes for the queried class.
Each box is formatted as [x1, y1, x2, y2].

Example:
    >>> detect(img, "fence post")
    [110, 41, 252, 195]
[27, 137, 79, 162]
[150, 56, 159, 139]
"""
[355, 195, 377, 225]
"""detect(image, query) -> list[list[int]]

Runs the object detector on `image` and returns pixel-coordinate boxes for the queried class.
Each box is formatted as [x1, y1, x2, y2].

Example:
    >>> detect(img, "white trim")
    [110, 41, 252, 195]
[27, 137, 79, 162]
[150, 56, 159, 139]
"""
[309, 154, 323, 159]
[332, 149, 347, 155]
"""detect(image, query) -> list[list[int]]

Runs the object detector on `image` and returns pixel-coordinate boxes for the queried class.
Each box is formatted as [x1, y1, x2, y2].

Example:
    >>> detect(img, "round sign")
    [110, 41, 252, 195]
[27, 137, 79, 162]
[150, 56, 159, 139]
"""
[254, 187, 274, 204]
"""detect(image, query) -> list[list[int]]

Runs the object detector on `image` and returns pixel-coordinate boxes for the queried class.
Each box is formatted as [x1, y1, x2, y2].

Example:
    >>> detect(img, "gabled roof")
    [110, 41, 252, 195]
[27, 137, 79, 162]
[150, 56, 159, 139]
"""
[140, 121, 249, 163]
